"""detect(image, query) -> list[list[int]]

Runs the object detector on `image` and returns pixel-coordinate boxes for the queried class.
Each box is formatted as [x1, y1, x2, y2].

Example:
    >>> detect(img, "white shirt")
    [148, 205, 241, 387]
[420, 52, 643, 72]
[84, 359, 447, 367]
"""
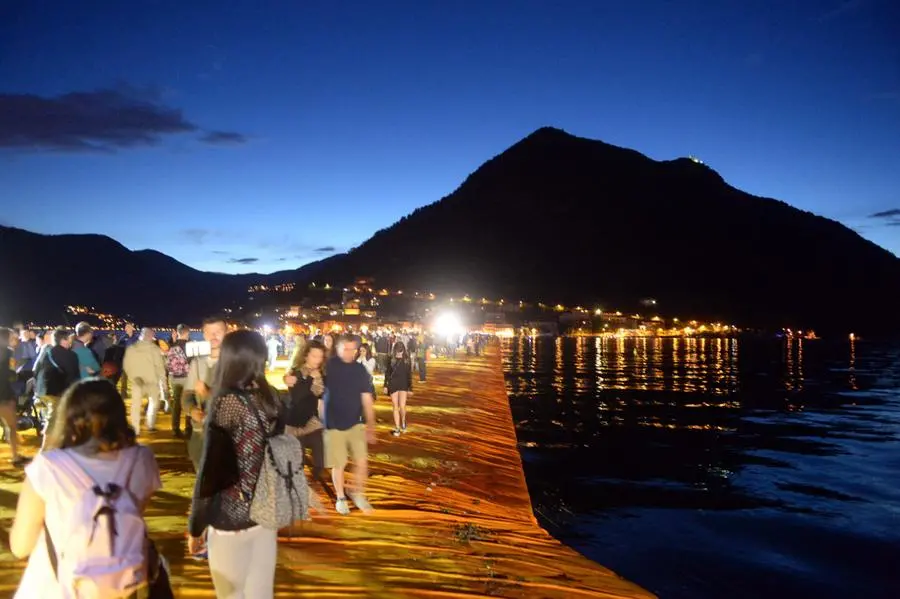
[15, 445, 161, 598]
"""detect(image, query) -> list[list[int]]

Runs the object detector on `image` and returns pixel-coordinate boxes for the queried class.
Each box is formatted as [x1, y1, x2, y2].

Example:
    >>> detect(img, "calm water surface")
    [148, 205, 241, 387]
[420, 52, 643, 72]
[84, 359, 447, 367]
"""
[502, 336, 898, 599]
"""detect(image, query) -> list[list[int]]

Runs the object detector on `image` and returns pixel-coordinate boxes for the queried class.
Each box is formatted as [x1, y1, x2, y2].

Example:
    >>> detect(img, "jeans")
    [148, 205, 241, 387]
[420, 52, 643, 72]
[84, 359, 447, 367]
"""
[169, 378, 188, 433]
[208, 525, 277, 599]
[130, 382, 161, 432]
[38, 395, 59, 447]
[417, 358, 426, 381]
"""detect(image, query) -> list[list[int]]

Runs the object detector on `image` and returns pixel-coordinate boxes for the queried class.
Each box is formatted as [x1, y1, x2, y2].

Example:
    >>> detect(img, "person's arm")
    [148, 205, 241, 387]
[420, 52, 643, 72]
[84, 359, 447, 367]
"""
[181, 360, 203, 421]
[9, 478, 45, 558]
[135, 446, 161, 513]
[188, 393, 237, 539]
[362, 390, 376, 443]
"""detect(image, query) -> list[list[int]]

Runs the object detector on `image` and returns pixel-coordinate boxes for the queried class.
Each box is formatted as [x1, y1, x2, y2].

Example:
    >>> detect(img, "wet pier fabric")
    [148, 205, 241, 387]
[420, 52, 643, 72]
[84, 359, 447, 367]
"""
[0, 353, 653, 598]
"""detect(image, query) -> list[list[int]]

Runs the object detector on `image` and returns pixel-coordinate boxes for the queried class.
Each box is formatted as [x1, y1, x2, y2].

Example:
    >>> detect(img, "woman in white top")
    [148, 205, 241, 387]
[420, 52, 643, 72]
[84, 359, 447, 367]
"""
[9, 378, 161, 598]
[357, 343, 377, 376]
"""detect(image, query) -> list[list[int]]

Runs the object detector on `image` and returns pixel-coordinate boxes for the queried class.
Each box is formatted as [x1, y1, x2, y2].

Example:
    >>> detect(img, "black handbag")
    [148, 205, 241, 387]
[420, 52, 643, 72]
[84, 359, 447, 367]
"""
[146, 540, 175, 599]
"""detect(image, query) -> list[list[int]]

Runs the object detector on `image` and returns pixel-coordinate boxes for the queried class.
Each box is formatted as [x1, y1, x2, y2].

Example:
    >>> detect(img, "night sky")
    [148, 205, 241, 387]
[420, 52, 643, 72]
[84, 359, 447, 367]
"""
[1, 0, 898, 274]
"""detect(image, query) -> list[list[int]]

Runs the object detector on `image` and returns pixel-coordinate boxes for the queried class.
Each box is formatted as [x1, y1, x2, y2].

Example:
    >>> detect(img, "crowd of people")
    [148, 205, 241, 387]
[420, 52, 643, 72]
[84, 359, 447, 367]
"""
[1, 318, 488, 598]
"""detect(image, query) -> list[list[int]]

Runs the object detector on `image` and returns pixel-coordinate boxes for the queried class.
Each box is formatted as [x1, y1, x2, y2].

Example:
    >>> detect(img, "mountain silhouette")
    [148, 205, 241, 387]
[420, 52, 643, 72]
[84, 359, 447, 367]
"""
[2, 127, 897, 334]
[311, 127, 900, 334]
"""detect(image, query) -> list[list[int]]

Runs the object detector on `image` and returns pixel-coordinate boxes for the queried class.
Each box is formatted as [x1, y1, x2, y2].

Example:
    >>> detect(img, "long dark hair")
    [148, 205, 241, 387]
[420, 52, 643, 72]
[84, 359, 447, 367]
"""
[44, 378, 136, 453]
[391, 341, 410, 364]
[212, 329, 279, 417]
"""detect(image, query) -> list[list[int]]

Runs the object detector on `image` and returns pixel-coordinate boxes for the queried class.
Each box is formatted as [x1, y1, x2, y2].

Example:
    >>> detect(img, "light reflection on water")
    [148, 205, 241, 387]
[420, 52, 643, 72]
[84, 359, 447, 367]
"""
[502, 336, 899, 599]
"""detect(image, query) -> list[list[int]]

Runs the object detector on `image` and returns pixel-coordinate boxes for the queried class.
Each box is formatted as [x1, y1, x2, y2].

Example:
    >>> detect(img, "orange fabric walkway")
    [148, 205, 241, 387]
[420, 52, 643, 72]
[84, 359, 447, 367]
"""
[0, 352, 654, 598]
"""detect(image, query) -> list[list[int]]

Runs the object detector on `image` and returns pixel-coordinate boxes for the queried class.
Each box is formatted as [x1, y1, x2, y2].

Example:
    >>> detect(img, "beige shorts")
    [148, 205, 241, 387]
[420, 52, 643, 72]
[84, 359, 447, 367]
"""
[325, 424, 367, 470]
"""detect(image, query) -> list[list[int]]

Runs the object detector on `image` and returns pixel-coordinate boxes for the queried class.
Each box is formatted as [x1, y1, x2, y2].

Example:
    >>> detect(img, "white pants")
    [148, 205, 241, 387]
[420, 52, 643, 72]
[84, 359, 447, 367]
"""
[130, 382, 161, 432]
[208, 525, 277, 599]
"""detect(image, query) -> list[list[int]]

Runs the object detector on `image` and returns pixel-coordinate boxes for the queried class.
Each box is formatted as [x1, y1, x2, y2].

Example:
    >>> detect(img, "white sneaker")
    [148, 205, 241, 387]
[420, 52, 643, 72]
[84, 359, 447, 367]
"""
[350, 493, 374, 514]
[335, 497, 351, 515]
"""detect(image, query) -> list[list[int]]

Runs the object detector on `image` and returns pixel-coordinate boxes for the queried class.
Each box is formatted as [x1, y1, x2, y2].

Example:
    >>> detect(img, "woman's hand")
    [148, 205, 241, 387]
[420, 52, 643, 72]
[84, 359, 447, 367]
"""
[188, 533, 206, 555]
[194, 381, 210, 398]
[284, 374, 298, 387]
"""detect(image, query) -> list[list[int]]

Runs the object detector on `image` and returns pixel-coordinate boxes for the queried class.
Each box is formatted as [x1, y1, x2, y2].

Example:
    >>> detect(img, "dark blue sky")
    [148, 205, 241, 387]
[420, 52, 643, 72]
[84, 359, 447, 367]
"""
[2, 0, 898, 273]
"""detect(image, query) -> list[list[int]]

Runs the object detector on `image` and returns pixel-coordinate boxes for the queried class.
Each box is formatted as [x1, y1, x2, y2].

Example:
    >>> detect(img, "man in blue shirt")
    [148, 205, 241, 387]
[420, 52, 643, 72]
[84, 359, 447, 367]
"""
[325, 334, 376, 515]
[72, 322, 101, 379]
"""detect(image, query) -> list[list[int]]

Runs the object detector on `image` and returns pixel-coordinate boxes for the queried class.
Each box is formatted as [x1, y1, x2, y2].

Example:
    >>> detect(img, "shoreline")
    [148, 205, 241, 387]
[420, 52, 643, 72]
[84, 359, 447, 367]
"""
[0, 351, 653, 598]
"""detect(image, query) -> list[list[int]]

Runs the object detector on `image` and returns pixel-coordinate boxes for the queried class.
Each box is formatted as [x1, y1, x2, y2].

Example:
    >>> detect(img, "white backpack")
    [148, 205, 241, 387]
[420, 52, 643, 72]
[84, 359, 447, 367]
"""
[45, 448, 149, 599]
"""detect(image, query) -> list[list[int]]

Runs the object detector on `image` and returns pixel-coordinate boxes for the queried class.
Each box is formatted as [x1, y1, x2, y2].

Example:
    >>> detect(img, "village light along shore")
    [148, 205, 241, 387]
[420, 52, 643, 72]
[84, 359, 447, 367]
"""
[0, 352, 654, 598]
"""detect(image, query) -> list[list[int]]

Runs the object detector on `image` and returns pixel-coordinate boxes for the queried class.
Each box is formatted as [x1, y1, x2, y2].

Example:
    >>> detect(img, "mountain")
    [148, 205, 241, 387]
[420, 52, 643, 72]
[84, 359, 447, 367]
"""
[0, 227, 330, 324]
[313, 127, 900, 334]
[2, 127, 898, 333]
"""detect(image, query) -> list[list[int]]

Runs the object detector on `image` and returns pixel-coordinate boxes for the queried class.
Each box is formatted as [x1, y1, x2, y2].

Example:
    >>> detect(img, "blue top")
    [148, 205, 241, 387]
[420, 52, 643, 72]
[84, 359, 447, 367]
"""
[324, 357, 369, 431]
[72, 342, 100, 379]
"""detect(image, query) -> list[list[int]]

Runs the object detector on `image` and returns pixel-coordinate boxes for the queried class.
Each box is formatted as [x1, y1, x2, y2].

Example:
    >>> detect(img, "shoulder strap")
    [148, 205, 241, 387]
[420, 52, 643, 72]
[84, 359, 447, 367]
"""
[45, 349, 63, 373]
[50, 449, 98, 490]
[111, 445, 141, 490]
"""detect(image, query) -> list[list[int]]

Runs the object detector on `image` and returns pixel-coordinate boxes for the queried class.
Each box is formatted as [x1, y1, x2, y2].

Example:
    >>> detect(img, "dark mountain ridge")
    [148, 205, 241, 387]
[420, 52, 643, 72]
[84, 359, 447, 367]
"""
[2, 127, 897, 334]
[315, 127, 900, 334]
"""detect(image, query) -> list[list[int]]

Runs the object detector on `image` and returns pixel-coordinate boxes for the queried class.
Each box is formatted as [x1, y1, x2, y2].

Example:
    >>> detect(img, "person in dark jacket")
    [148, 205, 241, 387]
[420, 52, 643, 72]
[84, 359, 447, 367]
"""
[387, 341, 413, 437]
[283, 339, 328, 485]
[32, 327, 80, 440]
[0, 327, 26, 466]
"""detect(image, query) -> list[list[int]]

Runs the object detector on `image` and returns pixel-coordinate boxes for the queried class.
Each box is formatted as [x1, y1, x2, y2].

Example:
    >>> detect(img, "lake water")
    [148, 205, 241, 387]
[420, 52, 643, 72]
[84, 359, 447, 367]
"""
[501, 336, 899, 599]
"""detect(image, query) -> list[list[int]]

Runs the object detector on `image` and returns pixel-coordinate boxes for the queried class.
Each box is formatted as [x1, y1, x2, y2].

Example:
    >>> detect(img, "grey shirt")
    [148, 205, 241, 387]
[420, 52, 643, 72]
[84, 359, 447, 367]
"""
[181, 356, 218, 428]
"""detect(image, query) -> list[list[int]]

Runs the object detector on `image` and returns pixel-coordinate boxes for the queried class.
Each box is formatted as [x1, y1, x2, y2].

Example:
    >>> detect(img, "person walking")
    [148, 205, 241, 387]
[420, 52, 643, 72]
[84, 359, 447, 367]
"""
[324, 335, 376, 515]
[182, 316, 226, 473]
[0, 328, 26, 466]
[10, 379, 162, 598]
[188, 329, 283, 599]
[284, 339, 328, 487]
[31, 327, 80, 442]
[387, 341, 413, 436]
[166, 324, 192, 438]
[123, 327, 167, 434]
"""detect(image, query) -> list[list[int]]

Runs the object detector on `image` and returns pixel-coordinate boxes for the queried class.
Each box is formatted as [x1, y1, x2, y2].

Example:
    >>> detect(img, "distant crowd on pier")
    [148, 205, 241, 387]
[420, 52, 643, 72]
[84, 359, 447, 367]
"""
[0, 318, 490, 598]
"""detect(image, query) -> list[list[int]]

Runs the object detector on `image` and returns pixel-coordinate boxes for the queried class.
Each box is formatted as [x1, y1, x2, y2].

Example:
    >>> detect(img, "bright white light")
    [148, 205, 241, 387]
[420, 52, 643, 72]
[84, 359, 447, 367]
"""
[433, 312, 463, 338]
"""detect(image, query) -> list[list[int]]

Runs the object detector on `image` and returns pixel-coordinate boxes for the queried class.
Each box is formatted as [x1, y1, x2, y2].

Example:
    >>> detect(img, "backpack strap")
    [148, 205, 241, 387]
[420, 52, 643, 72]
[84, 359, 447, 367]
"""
[42, 449, 99, 583]
[50, 449, 98, 490]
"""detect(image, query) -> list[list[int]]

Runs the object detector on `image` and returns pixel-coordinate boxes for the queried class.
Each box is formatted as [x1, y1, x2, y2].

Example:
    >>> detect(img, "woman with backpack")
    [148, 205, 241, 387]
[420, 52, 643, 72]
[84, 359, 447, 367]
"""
[9, 378, 164, 598]
[188, 329, 284, 599]
[387, 341, 413, 437]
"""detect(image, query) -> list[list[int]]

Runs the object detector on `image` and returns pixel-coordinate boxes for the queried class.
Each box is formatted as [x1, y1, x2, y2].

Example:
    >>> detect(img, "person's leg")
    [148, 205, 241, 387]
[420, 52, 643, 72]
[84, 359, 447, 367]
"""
[304, 429, 326, 481]
[0, 402, 19, 460]
[130, 388, 143, 433]
[399, 390, 408, 430]
[348, 424, 372, 512]
[170, 381, 184, 435]
[326, 429, 350, 512]
[146, 387, 160, 431]
[242, 527, 277, 599]
[390, 392, 400, 431]
[207, 527, 253, 599]
[418, 358, 426, 381]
